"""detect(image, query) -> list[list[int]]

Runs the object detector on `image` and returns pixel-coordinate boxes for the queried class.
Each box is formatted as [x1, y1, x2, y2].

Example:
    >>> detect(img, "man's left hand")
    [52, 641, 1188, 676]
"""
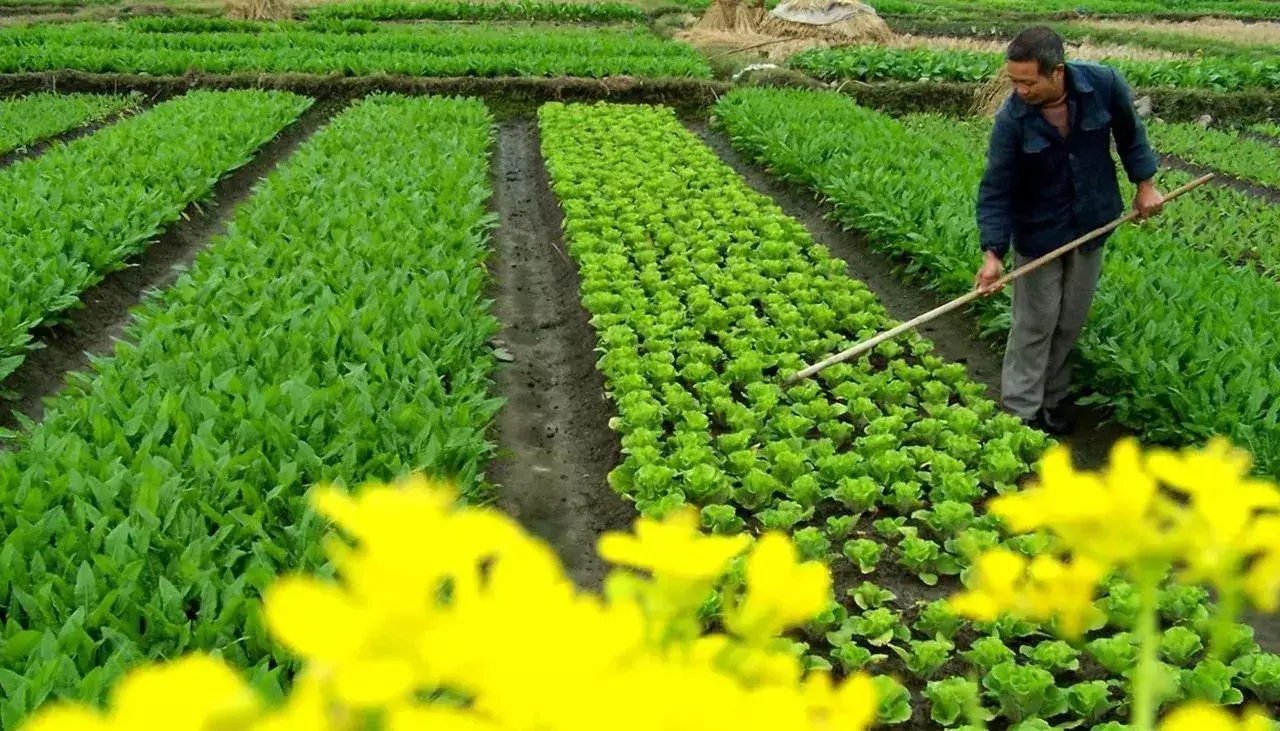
[1134, 181, 1165, 220]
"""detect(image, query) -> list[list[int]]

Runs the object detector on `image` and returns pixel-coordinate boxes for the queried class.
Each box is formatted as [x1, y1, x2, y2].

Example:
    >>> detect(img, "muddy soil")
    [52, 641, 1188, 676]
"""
[0, 100, 342, 431]
[692, 122, 1129, 469]
[487, 118, 632, 590]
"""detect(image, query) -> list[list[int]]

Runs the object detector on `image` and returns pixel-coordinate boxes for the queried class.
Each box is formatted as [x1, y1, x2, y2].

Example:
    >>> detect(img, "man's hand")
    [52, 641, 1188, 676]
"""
[974, 250, 1005, 295]
[1134, 180, 1165, 220]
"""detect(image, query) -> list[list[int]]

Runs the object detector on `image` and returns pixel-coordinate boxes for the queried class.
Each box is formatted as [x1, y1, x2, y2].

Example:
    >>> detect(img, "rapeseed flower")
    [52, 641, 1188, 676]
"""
[21, 477, 876, 731]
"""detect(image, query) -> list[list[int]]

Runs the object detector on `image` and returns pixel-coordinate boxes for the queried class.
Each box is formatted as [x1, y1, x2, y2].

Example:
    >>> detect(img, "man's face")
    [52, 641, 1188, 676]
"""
[1007, 59, 1065, 106]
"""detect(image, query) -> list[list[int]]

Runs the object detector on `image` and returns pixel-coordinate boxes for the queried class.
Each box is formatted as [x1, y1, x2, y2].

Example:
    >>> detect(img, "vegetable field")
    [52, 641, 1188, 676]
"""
[0, 94, 501, 726]
[789, 45, 1280, 91]
[0, 92, 139, 156]
[3, 0, 1280, 727]
[713, 87, 1280, 478]
[0, 23, 711, 78]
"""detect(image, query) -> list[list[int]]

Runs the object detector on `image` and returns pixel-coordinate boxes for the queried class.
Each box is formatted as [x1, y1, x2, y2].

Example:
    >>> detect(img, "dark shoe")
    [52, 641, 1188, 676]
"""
[1037, 403, 1075, 436]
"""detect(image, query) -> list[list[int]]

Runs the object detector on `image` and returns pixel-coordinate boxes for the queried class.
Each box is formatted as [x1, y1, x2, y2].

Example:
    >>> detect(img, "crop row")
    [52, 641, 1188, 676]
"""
[308, 0, 647, 22]
[712, 88, 1280, 478]
[0, 89, 310, 387]
[884, 17, 1279, 60]
[1149, 121, 1280, 190]
[0, 92, 139, 156]
[0, 94, 500, 728]
[872, 0, 1280, 20]
[789, 45, 1280, 92]
[538, 101, 1279, 725]
[0, 23, 710, 78]
[121, 16, 382, 34]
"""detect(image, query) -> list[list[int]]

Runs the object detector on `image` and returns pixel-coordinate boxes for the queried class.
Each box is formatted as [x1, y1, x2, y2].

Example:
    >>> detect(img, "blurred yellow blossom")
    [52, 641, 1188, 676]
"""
[598, 507, 750, 583]
[22, 476, 874, 731]
[1158, 702, 1273, 731]
[728, 532, 831, 640]
[24, 655, 259, 731]
[948, 549, 1102, 637]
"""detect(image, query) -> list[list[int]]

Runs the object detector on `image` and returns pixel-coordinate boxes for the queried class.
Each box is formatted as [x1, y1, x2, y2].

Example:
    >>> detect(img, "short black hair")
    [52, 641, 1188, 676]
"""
[1007, 26, 1066, 76]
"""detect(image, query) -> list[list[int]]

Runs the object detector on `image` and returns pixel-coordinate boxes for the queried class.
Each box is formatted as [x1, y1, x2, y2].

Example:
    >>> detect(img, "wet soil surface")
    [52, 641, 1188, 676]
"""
[487, 118, 632, 590]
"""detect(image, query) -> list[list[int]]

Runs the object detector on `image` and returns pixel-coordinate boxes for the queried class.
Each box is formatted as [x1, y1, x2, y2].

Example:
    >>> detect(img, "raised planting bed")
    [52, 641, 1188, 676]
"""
[0, 89, 310, 385]
[0, 22, 711, 78]
[0, 90, 138, 155]
[0, 94, 502, 722]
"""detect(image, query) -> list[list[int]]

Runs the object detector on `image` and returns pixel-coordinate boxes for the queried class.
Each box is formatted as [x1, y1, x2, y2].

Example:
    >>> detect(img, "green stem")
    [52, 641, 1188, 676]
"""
[1131, 566, 1162, 731]
[1210, 580, 1241, 662]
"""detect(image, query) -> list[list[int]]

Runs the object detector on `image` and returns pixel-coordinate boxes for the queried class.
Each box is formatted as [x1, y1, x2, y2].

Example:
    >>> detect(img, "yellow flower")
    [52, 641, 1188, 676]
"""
[1147, 439, 1280, 592]
[802, 672, 878, 730]
[948, 548, 1026, 622]
[17, 477, 880, 731]
[1159, 702, 1273, 731]
[1023, 554, 1106, 638]
[21, 708, 109, 731]
[26, 655, 258, 731]
[950, 550, 1102, 636]
[729, 533, 831, 639]
[990, 440, 1168, 567]
[598, 507, 749, 583]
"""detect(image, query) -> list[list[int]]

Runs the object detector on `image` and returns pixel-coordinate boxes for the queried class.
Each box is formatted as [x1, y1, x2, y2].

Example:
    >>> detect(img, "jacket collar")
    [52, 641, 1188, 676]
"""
[1006, 62, 1093, 120]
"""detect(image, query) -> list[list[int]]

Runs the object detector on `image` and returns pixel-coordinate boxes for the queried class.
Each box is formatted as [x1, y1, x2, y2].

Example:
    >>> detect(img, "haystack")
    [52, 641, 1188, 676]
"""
[692, 0, 767, 36]
[224, 0, 291, 20]
[972, 68, 1012, 118]
[758, 0, 891, 44]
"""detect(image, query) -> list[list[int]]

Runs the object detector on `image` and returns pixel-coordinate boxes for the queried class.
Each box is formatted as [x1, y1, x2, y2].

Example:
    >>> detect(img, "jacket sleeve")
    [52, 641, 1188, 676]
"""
[977, 110, 1018, 257]
[1108, 67, 1159, 183]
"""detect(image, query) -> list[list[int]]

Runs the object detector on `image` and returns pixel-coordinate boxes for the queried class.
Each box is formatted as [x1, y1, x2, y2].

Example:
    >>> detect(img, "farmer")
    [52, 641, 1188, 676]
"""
[973, 26, 1164, 436]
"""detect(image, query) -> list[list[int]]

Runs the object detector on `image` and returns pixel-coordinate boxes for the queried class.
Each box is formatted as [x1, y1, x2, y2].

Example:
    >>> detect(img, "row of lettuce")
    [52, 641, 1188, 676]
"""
[712, 86, 1280, 479]
[789, 45, 1280, 93]
[0, 94, 503, 727]
[0, 22, 710, 78]
[0, 91, 139, 156]
[537, 102, 1278, 727]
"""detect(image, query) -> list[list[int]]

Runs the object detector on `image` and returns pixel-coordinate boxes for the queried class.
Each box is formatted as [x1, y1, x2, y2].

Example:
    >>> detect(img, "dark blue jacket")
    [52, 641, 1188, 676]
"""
[977, 61, 1159, 259]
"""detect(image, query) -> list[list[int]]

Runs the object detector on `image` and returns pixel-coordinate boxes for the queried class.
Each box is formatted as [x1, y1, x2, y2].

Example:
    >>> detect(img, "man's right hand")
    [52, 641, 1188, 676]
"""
[974, 251, 1005, 295]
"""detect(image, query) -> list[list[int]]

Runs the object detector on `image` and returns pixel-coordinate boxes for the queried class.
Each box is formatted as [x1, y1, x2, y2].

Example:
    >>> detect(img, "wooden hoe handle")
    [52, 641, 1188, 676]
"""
[784, 173, 1216, 385]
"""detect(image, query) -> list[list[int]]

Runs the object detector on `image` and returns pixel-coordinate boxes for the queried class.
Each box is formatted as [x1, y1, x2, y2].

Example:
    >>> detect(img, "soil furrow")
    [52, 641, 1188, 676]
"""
[487, 118, 631, 590]
[0, 103, 150, 170]
[1160, 152, 1280, 204]
[690, 121, 1128, 469]
[0, 99, 343, 432]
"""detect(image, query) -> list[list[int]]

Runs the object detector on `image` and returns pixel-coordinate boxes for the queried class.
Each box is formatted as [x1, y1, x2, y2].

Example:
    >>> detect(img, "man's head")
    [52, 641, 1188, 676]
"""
[1006, 26, 1066, 106]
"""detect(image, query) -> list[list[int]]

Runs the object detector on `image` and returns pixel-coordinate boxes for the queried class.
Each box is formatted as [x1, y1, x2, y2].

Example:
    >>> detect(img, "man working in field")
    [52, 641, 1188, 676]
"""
[974, 26, 1164, 436]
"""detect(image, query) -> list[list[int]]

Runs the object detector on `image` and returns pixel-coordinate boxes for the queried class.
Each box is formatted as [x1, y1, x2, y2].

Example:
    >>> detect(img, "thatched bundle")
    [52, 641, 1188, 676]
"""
[758, 0, 891, 43]
[693, 0, 890, 44]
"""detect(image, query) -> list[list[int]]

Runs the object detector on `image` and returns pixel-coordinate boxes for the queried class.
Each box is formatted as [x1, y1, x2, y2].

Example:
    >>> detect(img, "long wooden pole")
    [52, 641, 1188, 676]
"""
[784, 173, 1215, 385]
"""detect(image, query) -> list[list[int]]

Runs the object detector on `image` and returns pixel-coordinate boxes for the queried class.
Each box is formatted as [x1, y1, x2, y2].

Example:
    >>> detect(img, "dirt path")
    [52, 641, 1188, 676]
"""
[692, 122, 1128, 470]
[0, 100, 341, 432]
[487, 118, 631, 590]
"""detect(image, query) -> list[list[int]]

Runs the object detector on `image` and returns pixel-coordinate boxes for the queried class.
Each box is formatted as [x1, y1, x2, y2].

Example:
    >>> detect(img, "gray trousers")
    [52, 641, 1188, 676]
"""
[1001, 247, 1104, 420]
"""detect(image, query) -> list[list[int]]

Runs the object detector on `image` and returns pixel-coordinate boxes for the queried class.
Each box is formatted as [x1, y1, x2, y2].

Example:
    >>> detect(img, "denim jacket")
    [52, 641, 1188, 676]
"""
[977, 62, 1159, 259]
